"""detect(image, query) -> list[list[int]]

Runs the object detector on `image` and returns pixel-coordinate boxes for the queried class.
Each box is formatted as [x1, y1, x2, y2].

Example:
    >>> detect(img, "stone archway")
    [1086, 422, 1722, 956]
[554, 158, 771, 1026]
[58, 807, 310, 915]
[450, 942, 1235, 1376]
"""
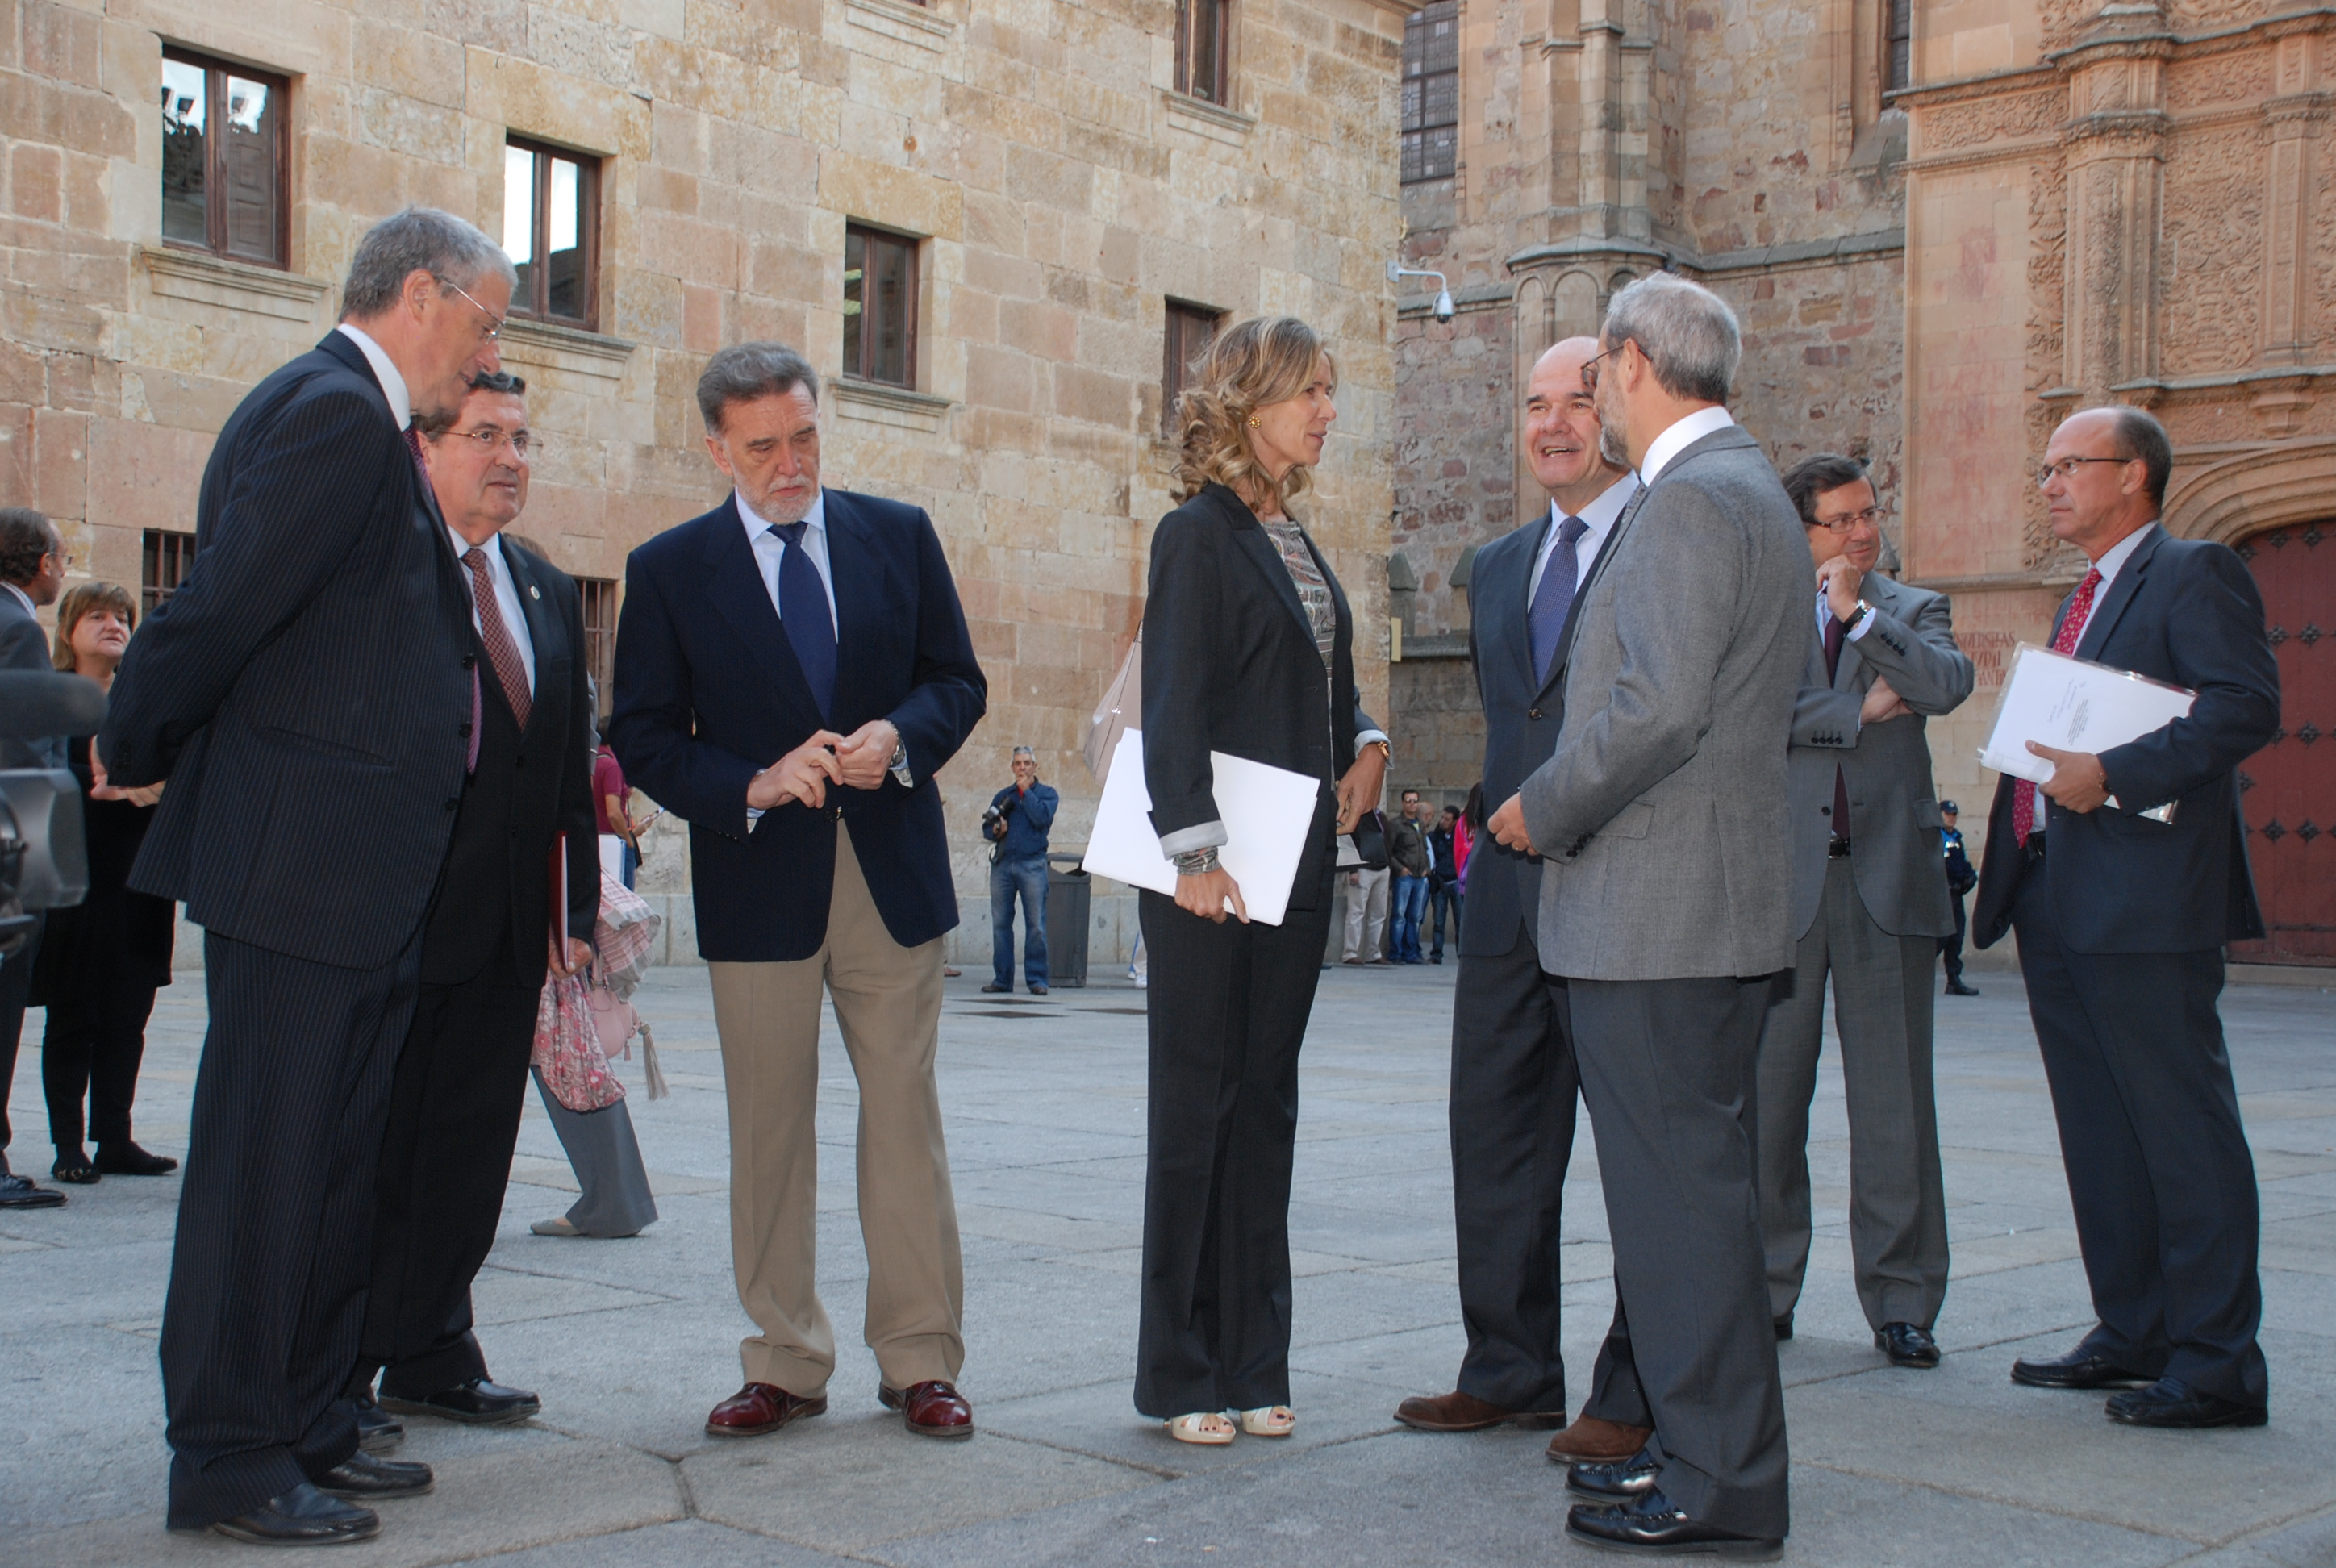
[2161, 436, 2336, 548]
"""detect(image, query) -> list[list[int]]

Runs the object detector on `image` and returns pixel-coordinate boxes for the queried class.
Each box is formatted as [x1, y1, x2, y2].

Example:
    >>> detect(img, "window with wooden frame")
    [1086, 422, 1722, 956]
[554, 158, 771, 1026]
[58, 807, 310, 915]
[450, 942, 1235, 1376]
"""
[1175, 0, 1230, 106]
[160, 49, 289, 268]
[503, 136, 600, 327]
[844, 224, 920, 389]
[1402, 2, 1459, 184]
[1883, 0, 1913, 94]
[141, 530, 198, 616]
[1162, 302, 1224, 438]
[578, 577, 619, 721]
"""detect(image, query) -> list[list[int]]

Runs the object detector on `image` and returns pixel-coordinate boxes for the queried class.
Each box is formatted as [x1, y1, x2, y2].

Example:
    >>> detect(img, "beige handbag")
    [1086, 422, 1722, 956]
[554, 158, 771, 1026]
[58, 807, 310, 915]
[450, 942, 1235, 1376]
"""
[1084, 632, 1141, 786]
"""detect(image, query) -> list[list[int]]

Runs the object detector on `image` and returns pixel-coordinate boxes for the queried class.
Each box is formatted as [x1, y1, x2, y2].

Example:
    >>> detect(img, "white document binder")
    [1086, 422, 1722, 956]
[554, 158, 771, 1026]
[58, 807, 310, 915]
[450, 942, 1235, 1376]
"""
[1080, 729, 1321, 927]
[1978, 643, 2195, 819]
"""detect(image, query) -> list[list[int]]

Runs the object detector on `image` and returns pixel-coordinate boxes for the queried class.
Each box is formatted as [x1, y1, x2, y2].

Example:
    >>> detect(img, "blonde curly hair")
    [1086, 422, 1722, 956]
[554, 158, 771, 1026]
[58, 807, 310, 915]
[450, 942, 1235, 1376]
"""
[1170, 315, 1337, 511]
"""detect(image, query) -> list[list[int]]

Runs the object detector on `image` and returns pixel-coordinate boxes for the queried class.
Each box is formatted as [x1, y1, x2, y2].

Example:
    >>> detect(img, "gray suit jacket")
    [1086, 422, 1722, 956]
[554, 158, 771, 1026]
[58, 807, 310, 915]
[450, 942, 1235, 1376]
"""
[1787, 573, 1973, 940]
[1, 587, 65, 769]
[1519, 423, 1809, 981]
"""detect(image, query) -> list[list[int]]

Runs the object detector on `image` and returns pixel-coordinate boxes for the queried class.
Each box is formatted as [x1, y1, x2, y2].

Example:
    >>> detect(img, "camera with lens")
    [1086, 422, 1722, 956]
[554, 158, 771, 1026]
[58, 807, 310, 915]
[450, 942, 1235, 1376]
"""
[0, 671, 102, 959]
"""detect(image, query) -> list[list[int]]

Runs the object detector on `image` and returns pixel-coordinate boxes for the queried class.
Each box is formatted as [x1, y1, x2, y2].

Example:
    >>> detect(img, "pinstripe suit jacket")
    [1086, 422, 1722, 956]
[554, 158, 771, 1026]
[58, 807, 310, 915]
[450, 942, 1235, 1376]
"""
[102, 332, 476, 970]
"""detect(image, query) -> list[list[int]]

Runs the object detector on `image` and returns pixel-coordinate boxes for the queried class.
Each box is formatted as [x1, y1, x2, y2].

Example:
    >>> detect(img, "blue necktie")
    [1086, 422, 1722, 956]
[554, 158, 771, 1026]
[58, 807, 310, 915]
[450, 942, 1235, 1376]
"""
[1528, 515, 1591, 685]
[773, 521, 836, 718]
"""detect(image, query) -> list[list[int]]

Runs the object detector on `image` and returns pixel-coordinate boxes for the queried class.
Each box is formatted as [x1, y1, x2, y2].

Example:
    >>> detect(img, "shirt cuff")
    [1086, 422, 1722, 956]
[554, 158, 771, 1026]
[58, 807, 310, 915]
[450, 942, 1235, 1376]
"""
[1157, 819, 1228, 857]
[1845, 611, 1876, 642]
[1356, 728, 1391, 751]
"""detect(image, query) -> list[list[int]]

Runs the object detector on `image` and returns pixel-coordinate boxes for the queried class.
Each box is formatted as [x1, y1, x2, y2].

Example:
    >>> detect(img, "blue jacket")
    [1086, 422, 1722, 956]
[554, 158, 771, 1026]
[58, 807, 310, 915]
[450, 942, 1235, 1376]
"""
[609, 489, 987, 961]
[987, 780, 1057, 861]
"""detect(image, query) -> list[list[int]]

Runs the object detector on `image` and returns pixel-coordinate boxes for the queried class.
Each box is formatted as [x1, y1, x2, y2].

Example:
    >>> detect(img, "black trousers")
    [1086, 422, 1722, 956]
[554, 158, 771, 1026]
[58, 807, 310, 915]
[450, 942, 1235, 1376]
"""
[1939, 893, 1967, 983]
[1450, 919, 1637, 1418]
[163, 929, 423, 1529]
[0, 915, 43, 1170]
[2012, 862, 2267, 1406]
[42, 976, 161, 1149]
[1567, 975, 1788, 1541]
[1134, 880, 1333, 1417]
[352, 932, 540, 1399]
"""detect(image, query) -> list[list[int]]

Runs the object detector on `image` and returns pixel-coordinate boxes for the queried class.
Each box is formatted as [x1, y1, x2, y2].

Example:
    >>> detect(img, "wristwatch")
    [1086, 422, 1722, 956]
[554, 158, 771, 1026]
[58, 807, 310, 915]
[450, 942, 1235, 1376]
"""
[1842, 598, 1871, 635]
[887, 736, 912, 789]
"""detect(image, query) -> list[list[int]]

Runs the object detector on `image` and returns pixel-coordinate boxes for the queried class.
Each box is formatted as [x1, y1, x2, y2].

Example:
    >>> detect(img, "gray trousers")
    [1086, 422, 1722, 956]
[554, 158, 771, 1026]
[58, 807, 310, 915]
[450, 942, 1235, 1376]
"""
[1755, 857, 1949, 1331]
[532, 1070, 658, 1238]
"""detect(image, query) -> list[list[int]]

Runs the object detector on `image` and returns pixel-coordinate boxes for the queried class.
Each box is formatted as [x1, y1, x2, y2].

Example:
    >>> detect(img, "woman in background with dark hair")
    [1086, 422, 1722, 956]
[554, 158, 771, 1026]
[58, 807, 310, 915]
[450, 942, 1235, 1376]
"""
[35, 582, 177, 1183]
[1134, 315, 1390, 1445]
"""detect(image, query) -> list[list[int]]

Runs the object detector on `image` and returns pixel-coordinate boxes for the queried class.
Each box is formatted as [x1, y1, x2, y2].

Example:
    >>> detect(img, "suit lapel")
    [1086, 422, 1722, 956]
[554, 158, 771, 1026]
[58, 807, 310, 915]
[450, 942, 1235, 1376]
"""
[824, 491, 881, 716]
[701, 497, 820, 715]
[503, 544, 563, 734]
[1558, 481, 1653, 672]
[2073, 524, 2162, 662]
[1507, 515, 1549, 697]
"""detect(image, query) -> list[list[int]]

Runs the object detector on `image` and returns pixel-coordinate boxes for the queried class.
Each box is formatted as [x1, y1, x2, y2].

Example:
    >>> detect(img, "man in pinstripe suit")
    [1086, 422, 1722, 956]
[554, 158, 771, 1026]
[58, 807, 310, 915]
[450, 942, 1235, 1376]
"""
[102, 209, 513, 1548]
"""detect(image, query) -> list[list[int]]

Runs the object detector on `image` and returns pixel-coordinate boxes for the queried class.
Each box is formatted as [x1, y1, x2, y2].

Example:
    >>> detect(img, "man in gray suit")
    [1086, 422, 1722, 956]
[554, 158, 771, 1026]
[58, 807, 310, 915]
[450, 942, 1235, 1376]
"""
[1757, 455, 1973, 1370]
[0, 507, 69, 1211]
[1491, 275, 1806, 1558]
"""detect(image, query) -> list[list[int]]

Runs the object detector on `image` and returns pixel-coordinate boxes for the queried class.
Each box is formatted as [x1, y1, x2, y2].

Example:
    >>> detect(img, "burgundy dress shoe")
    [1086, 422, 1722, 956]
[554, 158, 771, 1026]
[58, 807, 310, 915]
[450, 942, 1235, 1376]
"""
[706, 1382, 827, 1437]
[880, 1379, 975, 1439]
[1546, 1413, 1655, 1464]
[1393, 1390, 1566, 1432]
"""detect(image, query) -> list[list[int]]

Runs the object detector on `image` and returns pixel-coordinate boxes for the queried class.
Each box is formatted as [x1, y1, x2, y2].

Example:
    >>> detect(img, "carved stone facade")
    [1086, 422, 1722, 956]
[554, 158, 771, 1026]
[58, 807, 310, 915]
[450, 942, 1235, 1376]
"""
[0, 0, 1416, 967]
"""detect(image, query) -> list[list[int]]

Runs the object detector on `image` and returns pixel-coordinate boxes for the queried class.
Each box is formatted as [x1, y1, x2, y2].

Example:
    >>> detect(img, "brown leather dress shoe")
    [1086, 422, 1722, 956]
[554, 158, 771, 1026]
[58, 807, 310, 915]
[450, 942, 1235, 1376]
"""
[1546, 1413, 1654, 1464]
[880, 1379, 975, 1440]
[1394, 1390, 1566, 1432]
[705, 1382, 828, 1437]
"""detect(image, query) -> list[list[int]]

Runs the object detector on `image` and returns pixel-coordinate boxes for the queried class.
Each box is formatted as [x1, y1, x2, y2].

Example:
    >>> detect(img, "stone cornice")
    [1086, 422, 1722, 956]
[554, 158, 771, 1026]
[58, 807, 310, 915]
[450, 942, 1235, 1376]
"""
[141, 245, 330, 322]
[1502, 228, 1904, 281]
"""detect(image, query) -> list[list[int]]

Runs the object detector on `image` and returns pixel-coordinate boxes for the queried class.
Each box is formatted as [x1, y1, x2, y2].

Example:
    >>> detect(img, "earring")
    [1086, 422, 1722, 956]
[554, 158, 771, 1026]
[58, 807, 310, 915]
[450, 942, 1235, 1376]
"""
[1247, 418, 1258, 427]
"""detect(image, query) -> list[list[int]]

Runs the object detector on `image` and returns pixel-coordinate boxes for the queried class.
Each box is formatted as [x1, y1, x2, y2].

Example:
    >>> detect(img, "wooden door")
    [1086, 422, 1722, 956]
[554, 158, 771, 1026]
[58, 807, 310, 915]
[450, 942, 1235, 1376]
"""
[2231, 520, 2335, 966]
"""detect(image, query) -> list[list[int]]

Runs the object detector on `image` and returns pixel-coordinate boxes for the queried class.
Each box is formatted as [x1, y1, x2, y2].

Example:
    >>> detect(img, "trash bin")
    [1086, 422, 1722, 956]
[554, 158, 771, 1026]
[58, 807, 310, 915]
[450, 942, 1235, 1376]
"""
[1046, 854, 1091, 988]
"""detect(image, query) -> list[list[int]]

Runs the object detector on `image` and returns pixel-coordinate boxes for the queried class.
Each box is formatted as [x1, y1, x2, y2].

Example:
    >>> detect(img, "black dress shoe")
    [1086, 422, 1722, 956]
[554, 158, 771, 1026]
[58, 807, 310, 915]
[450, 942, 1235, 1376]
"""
[51, 1147, 99, 1184]
[380, 1376, 541, 1424]
[352, 1395, 404, 1453]
[1565, 1488, 1783, 1560]
[94, 1139, 178, 1175]
[1772, 1315, 1792, 1342]
[200, 1483, 381, 1545]
[1945, 979, 1980, 996]
[1875, 1322, 1941, 1368]
[0, 1171, 65, 1208]
[1567, 1452, 1659, 1503]
[316, 1450, 433, 1500]
[2105, 1378, 2268, 1429]
[2011, 1347, 2155, 1389]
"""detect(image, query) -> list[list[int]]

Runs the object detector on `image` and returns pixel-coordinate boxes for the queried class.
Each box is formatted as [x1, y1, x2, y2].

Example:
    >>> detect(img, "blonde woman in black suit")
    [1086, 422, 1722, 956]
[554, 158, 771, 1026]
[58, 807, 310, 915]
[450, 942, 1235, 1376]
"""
[1135, 316, 1390, 1445]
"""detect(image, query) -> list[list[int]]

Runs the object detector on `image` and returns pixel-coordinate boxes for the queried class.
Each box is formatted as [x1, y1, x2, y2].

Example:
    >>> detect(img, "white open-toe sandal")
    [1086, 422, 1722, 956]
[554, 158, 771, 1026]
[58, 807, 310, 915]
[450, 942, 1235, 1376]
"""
[1166, 1411, 1237, 1445]
[1239, 1405, 1295, 1437]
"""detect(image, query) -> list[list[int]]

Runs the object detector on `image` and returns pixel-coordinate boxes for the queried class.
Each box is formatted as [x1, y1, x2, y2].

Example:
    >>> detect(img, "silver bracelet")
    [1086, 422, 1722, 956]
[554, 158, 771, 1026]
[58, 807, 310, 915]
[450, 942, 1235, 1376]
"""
[1174, 848, 1220, 876]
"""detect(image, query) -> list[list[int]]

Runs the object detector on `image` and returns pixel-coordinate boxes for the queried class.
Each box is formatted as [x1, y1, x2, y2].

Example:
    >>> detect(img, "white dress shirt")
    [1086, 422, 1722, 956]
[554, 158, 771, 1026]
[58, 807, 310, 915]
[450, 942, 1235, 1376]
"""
[335, 323, 411, 429]
[1637, 403, 1736, 486]
[450, 528, 536, 691]
[738, 487, 838, 632]
[2063, 521, 2155, 648]
[1528, 472, 1641, 610]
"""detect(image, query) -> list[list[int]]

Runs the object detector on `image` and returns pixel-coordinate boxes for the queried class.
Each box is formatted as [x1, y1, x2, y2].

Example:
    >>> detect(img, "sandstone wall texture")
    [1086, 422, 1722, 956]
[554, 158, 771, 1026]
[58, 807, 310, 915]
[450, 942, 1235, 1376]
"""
[0, 0, 1415, 970]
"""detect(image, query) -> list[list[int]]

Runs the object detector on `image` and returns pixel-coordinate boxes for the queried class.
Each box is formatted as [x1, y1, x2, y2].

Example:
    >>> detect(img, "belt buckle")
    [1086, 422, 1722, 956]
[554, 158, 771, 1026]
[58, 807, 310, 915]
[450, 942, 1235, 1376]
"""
[1827, 835, 1853, 859]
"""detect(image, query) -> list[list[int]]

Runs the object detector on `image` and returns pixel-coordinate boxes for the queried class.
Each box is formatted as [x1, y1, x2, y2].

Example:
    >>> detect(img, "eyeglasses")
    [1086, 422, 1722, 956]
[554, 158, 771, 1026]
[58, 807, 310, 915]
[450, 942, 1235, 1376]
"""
[2034, 455, 2132, 487]
[440, 426, 538, 457]
[444, 280, 503, 342]
[1811, 506, 1885, 532]
[1579, 342, 1621, 394]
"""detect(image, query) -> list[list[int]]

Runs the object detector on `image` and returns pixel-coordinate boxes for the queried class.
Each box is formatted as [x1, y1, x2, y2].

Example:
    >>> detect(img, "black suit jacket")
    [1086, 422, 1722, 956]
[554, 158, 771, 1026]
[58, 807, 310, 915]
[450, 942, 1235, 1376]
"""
[0, 588, 65, 769]
[1972, 524, 2280, 954]
[1140, 483, 1379, 911]
[1458, 490, 1630, 957]
[609, 488, 986, 963]
[419, 540, 599, 987]
[102, 332, 476, 970]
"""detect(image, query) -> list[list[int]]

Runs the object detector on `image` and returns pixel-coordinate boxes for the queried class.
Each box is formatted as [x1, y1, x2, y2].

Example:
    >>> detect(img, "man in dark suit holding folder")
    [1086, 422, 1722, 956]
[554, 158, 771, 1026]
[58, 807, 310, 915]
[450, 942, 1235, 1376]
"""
[345, 369, 599, 1446]
[1972, 404, 2280, 1429]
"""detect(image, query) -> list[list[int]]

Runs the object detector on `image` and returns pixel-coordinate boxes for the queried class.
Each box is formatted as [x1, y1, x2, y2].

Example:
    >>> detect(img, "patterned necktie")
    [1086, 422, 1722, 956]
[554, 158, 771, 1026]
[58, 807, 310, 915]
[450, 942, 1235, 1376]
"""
[1528, 515, 1591, 685]
[2012, 566, 2105, 846]
[1824, 611, 1851, 836]
[461, 547, 532, 732]
[773, 521, 837, 718]
[409, 427, 485, 772]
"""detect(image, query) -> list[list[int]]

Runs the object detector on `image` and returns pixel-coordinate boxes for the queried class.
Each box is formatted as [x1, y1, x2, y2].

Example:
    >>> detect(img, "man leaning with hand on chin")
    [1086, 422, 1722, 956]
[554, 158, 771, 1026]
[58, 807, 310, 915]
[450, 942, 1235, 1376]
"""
[611, 342, 987, 1447]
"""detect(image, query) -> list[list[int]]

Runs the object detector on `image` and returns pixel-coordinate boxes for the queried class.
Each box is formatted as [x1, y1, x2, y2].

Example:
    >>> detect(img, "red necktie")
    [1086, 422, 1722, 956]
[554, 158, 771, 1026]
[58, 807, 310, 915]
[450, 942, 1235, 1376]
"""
[2012, 567, 2104, 846]
[462, 548, 532, 732]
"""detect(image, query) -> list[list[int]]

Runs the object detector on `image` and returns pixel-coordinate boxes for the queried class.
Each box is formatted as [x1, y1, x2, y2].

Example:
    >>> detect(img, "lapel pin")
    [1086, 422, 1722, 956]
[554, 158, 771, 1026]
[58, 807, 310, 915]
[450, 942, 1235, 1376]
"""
[529, 584, 540, 600]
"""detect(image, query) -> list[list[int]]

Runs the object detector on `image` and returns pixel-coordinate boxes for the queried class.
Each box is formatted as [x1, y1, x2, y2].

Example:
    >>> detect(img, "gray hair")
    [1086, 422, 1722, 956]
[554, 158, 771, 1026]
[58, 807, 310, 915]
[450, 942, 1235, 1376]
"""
[698, 342, 821, 433]
[1012, 745, 1037, 759]
[1603, 273, 1740, 405]
[341, 206, 516, 321]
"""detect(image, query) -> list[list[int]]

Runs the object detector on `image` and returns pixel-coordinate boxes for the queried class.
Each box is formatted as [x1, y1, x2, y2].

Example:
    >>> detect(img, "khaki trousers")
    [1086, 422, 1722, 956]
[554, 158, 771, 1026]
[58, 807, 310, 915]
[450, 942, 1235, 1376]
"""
[708, 822, 962, 1397]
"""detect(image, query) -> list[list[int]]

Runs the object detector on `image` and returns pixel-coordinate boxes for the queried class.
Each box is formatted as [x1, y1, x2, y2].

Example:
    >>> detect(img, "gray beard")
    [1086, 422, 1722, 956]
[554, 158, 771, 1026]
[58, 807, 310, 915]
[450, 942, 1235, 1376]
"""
[1599, 422, 1629, 470]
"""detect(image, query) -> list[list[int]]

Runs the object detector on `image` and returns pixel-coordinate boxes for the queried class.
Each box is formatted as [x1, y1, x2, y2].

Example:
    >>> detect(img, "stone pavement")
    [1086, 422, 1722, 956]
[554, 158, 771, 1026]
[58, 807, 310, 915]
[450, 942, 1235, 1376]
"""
[4, 958, 2334, 1567]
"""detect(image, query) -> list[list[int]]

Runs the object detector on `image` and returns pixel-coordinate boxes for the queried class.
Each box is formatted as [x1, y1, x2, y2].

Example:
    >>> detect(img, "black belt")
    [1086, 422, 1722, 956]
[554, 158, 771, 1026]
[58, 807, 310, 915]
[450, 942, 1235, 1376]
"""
[1827, 835, 1854, 859]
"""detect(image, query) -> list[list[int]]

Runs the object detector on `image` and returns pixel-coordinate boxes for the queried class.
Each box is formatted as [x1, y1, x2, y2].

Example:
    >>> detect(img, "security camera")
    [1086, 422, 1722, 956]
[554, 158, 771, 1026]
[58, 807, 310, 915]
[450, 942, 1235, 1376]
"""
[1433, 289, 1456, 323]
[1387, 261, 1457, 323]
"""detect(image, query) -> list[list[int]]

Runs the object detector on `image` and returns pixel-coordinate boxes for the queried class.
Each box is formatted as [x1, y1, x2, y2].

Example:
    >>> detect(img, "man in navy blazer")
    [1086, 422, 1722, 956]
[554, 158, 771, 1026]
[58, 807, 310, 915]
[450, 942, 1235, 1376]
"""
[610, 342, 986, 1445]
[1395, 338, 1648, 1466]
[102, 207, 512, 1545]
[1973, 405, 2280, 1429]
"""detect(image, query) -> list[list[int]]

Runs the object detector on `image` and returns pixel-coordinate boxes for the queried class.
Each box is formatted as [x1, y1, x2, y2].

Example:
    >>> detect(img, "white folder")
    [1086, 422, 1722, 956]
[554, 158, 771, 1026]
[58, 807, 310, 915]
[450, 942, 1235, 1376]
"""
[1080, 729, 1322, 926]
[1978, 642, 2195, 819]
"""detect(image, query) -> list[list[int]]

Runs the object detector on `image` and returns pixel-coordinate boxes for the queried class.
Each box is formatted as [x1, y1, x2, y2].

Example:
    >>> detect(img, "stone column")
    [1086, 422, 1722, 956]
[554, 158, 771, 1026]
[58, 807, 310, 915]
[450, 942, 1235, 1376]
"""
[2054, 10, 2171, 401]
[2256, 25, 2326, 434]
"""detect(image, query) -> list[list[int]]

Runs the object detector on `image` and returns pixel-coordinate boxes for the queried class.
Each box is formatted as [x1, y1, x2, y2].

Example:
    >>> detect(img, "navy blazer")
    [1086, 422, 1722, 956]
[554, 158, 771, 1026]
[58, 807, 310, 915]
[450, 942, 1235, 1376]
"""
[102, 332, 475, 970]
[0, 587, 65, 769]
[1972, 524, 2280, 954]
[1458, 495, 1628, 957]
[608, 489, 986, 962]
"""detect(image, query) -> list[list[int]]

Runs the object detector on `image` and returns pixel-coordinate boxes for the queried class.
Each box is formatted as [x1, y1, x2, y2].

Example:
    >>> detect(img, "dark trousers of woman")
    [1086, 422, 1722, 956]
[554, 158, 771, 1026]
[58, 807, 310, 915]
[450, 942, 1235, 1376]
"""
[43, 978, 161, 1149]
[1134, 875, 1334, 1418]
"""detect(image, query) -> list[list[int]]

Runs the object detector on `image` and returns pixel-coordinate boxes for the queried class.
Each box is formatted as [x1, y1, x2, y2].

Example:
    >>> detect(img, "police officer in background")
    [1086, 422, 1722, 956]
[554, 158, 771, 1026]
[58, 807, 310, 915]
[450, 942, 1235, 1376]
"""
[1939, 802, 1978, 996]
[983, 745, 1058, 996]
